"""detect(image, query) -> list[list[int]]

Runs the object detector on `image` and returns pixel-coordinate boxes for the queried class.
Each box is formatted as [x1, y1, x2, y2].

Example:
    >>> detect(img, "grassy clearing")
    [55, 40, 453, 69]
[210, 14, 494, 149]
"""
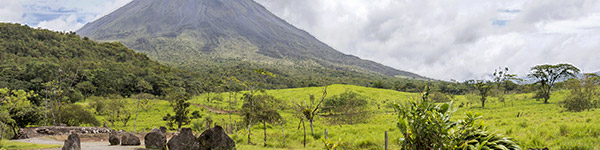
[81, 84, 599, 149]
[0, 139, 61, 150]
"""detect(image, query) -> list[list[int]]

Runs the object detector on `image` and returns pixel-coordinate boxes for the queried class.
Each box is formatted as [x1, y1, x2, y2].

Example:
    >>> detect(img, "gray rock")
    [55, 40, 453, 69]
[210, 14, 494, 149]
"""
[62, 133, 81, 150]
[144, 128, 166, 150]
[159, 126, 167, 134]
[121, 132, 141, 146]
[168, 128, 200, 150]
[109, 130, 120, 145]
[198, 126, 235, 150]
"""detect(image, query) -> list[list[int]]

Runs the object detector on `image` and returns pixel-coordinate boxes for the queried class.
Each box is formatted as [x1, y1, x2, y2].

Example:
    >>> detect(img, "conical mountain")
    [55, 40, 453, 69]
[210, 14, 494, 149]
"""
[78, 0, 426, 87]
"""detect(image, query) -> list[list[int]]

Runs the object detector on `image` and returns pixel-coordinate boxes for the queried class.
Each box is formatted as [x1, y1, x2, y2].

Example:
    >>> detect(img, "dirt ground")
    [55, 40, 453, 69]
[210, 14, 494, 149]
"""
[13, 134, 147, 150]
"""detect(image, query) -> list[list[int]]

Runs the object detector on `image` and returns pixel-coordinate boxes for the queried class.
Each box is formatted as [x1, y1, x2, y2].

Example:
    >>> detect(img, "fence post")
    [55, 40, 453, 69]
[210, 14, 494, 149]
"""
[385, 131, 388, 150]
[325, 129, 328, 140]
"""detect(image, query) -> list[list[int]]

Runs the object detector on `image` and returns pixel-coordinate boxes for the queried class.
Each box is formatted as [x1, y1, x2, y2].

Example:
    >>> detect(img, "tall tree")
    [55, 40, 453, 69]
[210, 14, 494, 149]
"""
[474, 80, 492, 109]
[241, 94, 283, 147]
[527, 64, 580, 103]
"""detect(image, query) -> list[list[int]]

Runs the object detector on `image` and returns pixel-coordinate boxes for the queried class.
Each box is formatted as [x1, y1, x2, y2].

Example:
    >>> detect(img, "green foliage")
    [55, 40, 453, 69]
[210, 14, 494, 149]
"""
[528, 63, 581, 103]
[163, 88, 199, 129]
[241, 94, 284, 126]
[322, 91, 371, 125]
[60, 104, 100, 126]
[322, 138, 343, 150]
[562, 74, 600, 112]
[394, 86, 520, 150]
[0, 88, 41, 137]
[0, 23, 200, 99]
[474, 80, 493, 108]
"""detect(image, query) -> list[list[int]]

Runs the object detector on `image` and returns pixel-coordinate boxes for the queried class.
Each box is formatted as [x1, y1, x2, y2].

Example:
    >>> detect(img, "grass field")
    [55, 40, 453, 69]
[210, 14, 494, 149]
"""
[0, 139, 61, 150]
[78, 84, 599, 149]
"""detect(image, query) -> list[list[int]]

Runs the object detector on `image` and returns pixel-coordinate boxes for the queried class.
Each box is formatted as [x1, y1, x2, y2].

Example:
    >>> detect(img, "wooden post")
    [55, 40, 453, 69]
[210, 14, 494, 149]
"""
[302, 120, 306, 148]
[234, 120, 237, 142]
[325, 129, 328, 140]
[385, 131, 388, 150]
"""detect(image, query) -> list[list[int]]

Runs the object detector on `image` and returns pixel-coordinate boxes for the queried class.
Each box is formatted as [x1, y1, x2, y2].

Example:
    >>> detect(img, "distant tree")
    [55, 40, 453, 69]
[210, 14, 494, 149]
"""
[163, 88, 200, 129]
[241, 94, 284, 147]
[528, 64, 580, 103]
[473, 80, 492, 108]
[133, 79, 152, 132]
[240, 69, 277, 144]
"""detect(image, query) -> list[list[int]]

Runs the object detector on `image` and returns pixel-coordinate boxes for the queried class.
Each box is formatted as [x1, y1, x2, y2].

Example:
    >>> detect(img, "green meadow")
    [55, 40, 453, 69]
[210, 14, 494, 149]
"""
[78, 84, 600, 149]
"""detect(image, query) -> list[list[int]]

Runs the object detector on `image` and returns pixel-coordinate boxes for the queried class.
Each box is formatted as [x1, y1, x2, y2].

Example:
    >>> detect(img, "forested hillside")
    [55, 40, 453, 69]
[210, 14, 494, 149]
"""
[0, 23, 200, 103]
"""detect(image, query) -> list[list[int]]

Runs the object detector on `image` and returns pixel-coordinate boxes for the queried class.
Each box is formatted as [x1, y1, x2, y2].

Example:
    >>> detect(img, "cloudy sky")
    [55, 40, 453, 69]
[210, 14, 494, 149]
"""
[1, 0, 600, 81]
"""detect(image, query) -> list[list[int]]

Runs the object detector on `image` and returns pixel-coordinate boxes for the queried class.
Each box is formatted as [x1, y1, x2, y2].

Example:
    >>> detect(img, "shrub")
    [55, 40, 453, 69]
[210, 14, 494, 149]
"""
[322, 91, 371, 125]
[60, 104, 100, 126]
[562, 75, 599, 112]
[394, 86, 521, 150]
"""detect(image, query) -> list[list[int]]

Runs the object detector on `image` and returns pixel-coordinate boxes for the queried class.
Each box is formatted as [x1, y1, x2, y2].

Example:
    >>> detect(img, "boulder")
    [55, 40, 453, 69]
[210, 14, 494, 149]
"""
[144, 128, 166, 150]
[197, 126, 235, 150]
[159, 126, 167, 134]
[121, 132, 141, 146]
[62, 133, 81, 150]
[168, 128, 200, 150]
[109, 130, 120, 145]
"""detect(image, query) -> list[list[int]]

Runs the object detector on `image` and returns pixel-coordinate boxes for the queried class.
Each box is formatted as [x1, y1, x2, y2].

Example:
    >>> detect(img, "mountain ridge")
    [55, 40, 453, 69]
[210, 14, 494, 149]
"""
[77, 0, 427, 83]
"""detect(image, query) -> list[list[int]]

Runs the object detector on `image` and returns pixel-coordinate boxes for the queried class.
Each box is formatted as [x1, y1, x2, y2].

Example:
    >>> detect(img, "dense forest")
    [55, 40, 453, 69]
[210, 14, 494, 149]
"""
[0, 23, 201, 103]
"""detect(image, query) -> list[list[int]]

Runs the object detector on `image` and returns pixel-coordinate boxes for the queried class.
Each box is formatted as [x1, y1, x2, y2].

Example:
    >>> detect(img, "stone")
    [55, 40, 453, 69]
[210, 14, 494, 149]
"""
[109, 130, 120, 145]
[159, 126, 167, 134]
[168, 128, 200, 150]
[121, 132, 141, 146]
[144, 128, 166, 150]
[62, 133, 81, 150]
[197, 126, 235, 150]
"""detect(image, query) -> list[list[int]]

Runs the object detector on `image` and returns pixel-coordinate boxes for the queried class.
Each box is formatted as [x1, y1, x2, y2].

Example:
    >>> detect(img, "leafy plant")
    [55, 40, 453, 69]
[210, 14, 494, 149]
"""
[394, 86, 521, 150]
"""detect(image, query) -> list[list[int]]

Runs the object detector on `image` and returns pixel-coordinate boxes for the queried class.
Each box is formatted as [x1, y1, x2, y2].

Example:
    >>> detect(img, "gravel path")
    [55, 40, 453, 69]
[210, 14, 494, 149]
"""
[14, 137, 143, 150]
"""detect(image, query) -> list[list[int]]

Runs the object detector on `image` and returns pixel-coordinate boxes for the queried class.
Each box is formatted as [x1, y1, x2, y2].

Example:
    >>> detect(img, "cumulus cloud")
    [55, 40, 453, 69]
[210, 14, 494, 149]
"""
[255, 0, 600, 80]
[36, 14, 85, 32]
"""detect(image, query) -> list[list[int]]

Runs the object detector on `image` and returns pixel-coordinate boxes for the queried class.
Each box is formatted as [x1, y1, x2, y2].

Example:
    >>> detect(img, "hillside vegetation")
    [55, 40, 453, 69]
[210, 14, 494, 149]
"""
[0, 23, 200, 100]
[79, 84, 599, 149]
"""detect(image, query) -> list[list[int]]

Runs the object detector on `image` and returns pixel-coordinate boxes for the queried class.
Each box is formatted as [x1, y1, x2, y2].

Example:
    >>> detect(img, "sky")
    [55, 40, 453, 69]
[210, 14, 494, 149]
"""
[1, 0, 600, 81]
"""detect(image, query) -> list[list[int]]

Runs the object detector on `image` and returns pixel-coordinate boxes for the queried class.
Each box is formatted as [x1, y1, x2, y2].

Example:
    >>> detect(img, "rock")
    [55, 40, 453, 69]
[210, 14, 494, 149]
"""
[109, 130, 120, 145]
[198, 126, 235, 150]
[144, 128, 166, 150]
[121, 132, 141, 146]
[62, 133, 81, 150]
[168, 128, 200, 150]
[159, 126, 167, 134]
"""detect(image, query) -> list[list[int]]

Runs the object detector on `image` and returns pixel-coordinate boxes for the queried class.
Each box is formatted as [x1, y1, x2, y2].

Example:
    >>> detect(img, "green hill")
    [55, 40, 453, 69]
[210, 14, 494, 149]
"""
[0, 23, 199, 101]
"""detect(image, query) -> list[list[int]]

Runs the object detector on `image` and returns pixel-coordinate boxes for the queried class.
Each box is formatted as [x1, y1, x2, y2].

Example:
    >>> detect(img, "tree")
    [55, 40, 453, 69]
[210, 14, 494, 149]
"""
[133, 79, 152, 132]
[241, 94, 283, 147]
[528, 64, 580, 103]
[163, 88, 199, 129]
[474, 80, 492, 109]
[294, 86, 327, 134]
[0, 88, 41, 137]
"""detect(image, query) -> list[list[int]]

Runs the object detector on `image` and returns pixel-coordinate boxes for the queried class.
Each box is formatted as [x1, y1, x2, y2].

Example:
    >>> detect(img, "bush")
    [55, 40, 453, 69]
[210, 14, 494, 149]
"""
[322, 91, 371, 125]
[562, 75, 599, 112]
[60, 104, 100, 126]
[394, 86, 520, 150]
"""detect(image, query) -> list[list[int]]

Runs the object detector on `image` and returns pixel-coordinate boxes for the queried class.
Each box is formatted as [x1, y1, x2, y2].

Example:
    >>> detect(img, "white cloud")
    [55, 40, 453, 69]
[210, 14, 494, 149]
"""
[256, 0, 600, 80]
[0, 0, 24, 22]
[36, 14, 85, 32]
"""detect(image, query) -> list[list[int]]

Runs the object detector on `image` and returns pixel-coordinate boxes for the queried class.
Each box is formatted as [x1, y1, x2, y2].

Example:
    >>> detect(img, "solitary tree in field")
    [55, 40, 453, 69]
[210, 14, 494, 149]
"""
[528, 64, 580, 103]
[474, 80, 492, 108]
[163, 88, 199, 129]
[295, 86, 327, 134]
[241, 94, 283, 146]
